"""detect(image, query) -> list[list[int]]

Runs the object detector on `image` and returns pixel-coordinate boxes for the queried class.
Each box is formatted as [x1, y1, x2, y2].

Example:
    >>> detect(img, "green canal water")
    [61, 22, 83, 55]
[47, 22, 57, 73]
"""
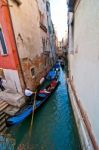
[0, 68, 82, 150]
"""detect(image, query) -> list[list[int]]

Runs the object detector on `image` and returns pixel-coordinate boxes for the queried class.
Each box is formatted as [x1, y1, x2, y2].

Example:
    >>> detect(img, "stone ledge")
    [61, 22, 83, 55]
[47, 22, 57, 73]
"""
[0, 90, 25, 108]
[4, 106, 20, 116]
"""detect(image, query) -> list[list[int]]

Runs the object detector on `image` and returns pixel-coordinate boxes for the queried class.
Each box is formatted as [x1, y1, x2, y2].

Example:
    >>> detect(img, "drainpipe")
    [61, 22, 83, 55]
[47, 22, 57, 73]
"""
[6, 0, 26, 90]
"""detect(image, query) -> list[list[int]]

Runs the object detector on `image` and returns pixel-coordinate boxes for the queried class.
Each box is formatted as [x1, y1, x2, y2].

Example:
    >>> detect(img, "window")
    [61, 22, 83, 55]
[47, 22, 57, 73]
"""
[0, 28, 7, 55]
[12, 0, 22, 6]
[42, 38, 46, 52]
[46, 3, 49, 12]
[39, 11, 44, 25]
[31, 68, 35, 77]
[48, 26, 51, 34]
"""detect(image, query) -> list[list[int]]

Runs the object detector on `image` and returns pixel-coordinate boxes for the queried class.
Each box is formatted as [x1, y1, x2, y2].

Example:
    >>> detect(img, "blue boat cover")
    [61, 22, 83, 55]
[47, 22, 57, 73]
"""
[47, 70, 56, 80]
[54, 63, 60, 69]
[38, 93, 47, 98]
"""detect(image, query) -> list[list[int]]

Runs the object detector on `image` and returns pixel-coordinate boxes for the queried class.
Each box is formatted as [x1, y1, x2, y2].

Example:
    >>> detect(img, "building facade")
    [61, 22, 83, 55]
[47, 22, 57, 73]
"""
[57, 38, 67, 58]
[0, 0, 23, 93]
[37, 0, 51, 70]
[57, 41, 63, 57]
[0, 0, 56, 94]
[46, 0, 57, 63]
[67, 0, 99, 149]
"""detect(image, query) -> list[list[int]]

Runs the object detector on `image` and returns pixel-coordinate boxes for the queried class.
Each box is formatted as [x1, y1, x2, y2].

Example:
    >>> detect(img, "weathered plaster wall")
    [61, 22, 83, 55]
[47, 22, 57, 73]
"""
[8, 0, 50, 89]
[69, 0, 99, 145]
[0, 1, 22, 93]
[37, 0, 50, 54]
[0, 1, 18, 70]
[46, 0, 56, 61]
[37, 0, 48, 28]
[8, 0, 42, 59]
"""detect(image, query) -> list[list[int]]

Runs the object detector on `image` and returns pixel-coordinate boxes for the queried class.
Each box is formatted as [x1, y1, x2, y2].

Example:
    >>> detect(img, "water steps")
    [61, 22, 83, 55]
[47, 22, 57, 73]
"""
[0, 100, 9, 133]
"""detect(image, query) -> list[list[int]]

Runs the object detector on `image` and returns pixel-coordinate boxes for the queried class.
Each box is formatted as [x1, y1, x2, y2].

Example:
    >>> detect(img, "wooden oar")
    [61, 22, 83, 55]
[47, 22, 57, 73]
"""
[29, 91, 37, 137]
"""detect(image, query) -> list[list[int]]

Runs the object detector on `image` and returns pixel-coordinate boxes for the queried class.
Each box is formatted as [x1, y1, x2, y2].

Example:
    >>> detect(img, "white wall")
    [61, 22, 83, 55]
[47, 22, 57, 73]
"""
[3, 69, 22, 93]
[69, 0, 99, 145]
[37, 0, 48, 28]
[46, 0, 56, 60]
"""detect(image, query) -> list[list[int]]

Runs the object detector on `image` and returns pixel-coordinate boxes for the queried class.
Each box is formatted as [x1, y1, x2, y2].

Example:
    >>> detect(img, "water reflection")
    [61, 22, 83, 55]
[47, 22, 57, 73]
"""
[0, 134, 15, 150]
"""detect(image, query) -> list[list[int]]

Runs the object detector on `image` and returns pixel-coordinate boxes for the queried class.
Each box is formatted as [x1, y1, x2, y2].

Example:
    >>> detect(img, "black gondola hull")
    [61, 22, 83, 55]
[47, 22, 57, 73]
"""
[6, 81, 60, 127]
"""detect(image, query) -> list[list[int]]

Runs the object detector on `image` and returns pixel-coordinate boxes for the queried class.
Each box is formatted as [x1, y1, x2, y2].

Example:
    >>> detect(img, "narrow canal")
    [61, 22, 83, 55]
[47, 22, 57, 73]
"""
[1, 68, 82, 150]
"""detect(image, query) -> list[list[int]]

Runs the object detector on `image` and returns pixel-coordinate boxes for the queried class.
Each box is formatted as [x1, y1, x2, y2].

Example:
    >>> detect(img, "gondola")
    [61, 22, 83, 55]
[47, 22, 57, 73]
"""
[53, 63, 60, 71]
[6, 80, 60, 127]
[46, 70, 56, 80]
[46, 63, 60, 80]
[61, 62, 65, 68]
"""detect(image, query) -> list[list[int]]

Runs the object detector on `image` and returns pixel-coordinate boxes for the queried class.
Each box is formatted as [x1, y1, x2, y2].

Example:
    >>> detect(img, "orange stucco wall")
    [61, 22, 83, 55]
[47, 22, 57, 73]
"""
[0, 0, 19, 70]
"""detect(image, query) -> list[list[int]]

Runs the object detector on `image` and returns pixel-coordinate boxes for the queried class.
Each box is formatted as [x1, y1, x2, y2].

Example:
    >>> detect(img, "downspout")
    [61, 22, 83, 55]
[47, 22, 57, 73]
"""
[6, 0, 26, 90]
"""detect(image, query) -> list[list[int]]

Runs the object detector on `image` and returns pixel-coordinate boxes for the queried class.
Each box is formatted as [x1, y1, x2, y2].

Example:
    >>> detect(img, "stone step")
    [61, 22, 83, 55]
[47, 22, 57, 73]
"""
[0, 103, 9, 112]
[4, 105, 20, 116]
[0, 123, 6, 132]
[0, 101, 8, 108]
[0, 111, 4, 116]
[0, 114, 8, 123]
[0, 118, 6, 126]
[0, 100, 5, 105]
[0, 127, 7, 134]
[0, 91, 25, 108]
[0, 113, 9, 133]
[0, 113, 6, 120]
[0, 100, 9, 133]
